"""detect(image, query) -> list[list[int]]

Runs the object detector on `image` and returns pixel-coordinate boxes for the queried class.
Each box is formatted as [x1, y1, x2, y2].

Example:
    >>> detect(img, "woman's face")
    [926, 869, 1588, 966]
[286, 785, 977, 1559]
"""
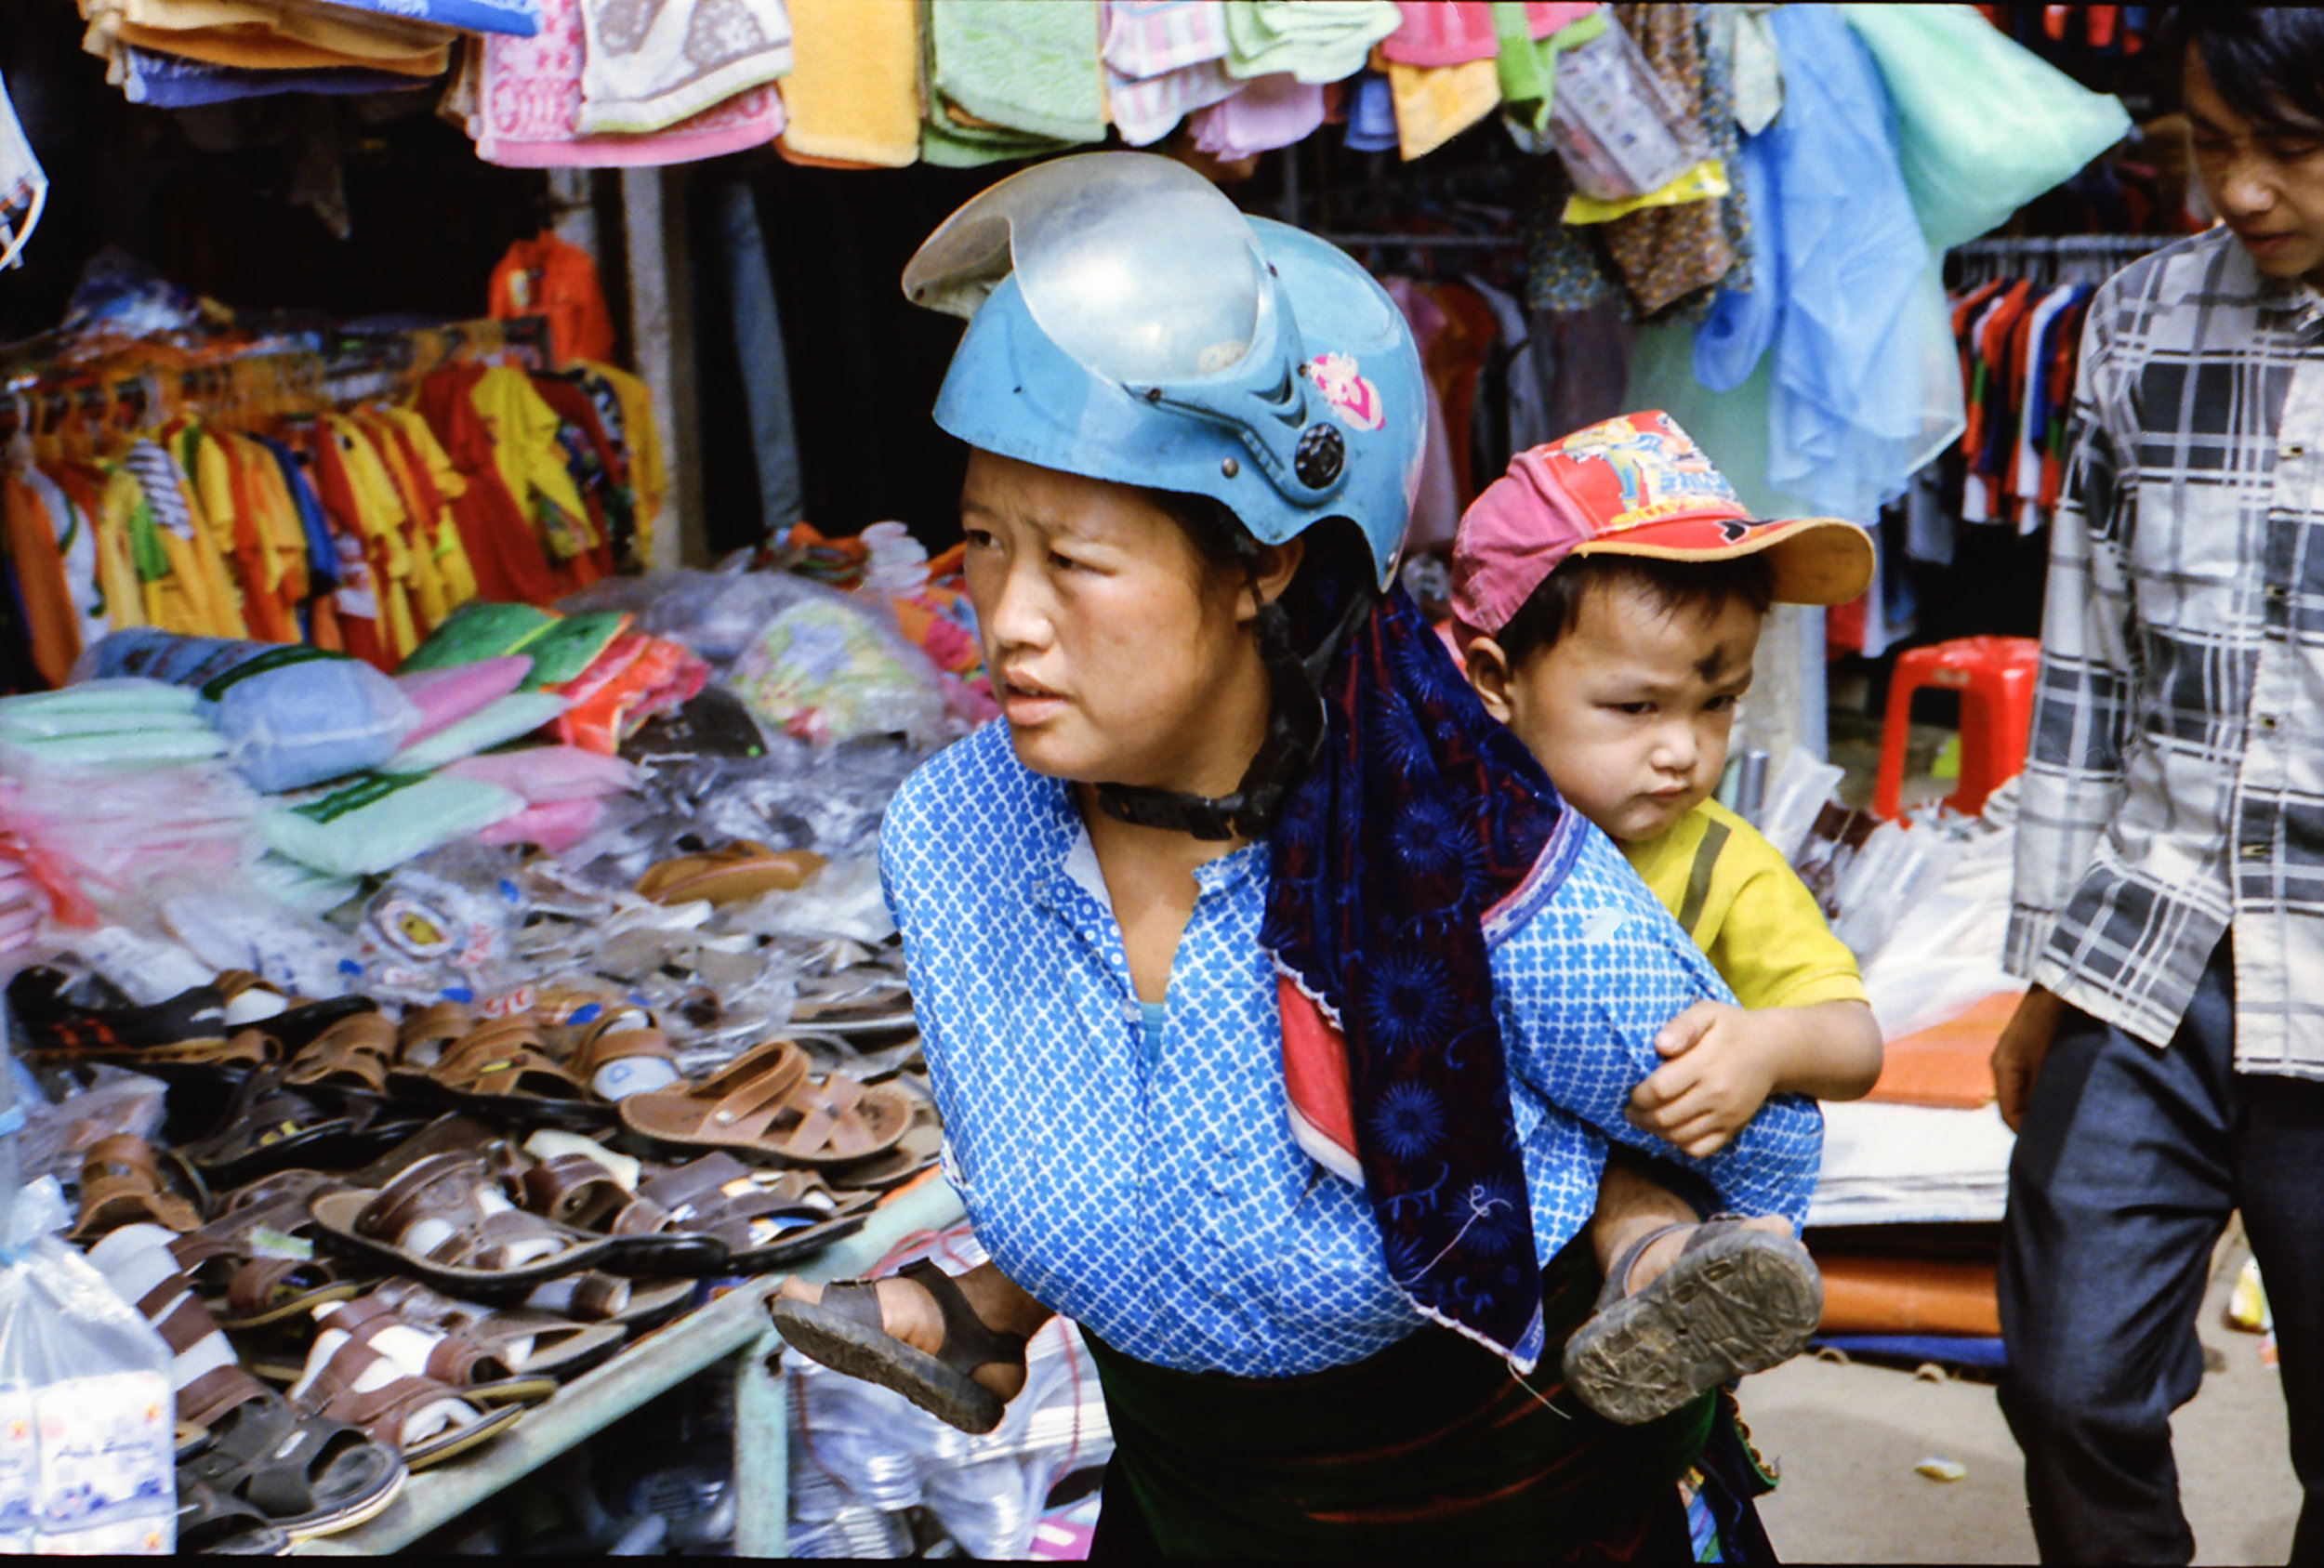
[960, 450, 1269, 795]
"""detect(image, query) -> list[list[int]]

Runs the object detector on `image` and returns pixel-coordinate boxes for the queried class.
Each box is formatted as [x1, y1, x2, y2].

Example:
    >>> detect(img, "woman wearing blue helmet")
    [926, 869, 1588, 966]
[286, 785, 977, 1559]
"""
[773, 153, 1818, 1558]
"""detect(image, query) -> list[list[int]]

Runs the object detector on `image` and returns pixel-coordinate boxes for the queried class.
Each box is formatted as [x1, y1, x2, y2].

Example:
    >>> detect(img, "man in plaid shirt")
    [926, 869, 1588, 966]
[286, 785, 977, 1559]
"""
[1995, 9, 2324, 1561]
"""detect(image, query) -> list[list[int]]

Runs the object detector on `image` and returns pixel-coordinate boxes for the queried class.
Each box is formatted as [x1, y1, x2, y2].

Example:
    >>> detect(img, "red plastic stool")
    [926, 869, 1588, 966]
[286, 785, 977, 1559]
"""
[1873, 636, 2041, 820]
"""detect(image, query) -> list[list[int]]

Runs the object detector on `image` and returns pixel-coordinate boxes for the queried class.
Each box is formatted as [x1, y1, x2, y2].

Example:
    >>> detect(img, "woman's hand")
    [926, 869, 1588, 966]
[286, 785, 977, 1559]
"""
[1993, 986, 2068, 1131]
[1624, 1001, 1782, 1159]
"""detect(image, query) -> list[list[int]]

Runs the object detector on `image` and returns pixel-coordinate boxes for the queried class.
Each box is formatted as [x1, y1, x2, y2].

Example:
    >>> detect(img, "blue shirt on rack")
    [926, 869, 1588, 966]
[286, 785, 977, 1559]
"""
[882, 721, 1823, 1377]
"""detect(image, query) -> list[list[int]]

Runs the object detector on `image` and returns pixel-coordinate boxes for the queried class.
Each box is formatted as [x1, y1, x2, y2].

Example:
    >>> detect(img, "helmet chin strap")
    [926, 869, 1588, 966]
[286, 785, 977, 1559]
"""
[1093, 546, 1371, 843]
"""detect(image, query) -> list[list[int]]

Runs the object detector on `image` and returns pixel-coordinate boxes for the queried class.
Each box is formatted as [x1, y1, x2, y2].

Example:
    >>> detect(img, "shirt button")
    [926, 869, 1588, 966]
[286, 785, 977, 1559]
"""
[2242, 842, 2269, 860]
[2267, 584, 2291, 600]
[2260, 714, 2281, 731]
[2286, 442, 2309, 459]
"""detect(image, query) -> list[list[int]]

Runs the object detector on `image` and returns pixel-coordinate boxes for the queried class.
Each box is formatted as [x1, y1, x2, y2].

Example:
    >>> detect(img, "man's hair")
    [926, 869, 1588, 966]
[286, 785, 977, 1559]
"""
[2158, 7, 2324, 137]
[1496, 551, 1775, 670]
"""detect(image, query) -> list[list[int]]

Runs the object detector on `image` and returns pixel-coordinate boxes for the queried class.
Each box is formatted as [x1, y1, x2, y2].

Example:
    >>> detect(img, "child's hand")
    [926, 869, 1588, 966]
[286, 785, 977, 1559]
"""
[1624, 1000, 1783, 1158]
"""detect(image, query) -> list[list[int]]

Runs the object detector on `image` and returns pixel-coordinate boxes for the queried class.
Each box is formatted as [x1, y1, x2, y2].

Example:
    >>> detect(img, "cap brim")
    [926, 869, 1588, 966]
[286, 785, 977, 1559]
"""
[1570, 515, 1874, 606]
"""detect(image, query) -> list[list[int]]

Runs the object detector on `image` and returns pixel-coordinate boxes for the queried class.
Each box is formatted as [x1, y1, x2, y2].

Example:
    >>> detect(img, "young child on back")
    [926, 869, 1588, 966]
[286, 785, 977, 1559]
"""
[1451, 411, 1884, 1423]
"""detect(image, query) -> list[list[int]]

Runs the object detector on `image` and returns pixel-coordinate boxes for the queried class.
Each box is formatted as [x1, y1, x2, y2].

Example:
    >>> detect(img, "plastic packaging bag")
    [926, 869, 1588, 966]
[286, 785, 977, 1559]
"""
[1758, 746, 1846, 865]
[724, 578, 947, 751]
[1842, 3, 2133, 252]
[1545, 13, 1712, 202]
[76, 632, 419, 793]
[0, 999, 175, 1552]
[259, 773, 525, 878]
[385, 692, 568, 774]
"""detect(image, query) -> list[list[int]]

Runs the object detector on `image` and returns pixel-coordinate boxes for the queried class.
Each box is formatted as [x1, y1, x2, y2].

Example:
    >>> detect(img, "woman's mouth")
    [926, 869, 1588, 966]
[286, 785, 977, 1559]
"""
[1000, 674, 1068, 723]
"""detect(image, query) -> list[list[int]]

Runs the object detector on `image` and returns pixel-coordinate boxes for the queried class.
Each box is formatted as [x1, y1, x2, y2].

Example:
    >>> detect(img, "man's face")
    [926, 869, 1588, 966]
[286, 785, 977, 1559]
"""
[2185, 46, 2324, 286]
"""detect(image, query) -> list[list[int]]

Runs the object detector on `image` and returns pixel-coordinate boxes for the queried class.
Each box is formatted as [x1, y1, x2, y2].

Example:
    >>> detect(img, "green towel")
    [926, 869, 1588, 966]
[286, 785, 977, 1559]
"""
[926, 0, 1104, 143]
[1222, 0, 1399, 84]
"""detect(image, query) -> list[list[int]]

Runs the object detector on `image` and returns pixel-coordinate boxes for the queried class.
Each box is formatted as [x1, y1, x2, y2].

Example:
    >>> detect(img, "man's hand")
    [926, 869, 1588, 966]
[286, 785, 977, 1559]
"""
[1626, 1000, 1783, 1159]
[1993, 986, 2068, 1131]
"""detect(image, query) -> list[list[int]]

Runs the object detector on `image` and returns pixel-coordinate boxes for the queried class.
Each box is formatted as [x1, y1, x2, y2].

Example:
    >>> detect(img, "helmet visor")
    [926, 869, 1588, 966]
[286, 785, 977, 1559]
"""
[902, 152, 1265, 386]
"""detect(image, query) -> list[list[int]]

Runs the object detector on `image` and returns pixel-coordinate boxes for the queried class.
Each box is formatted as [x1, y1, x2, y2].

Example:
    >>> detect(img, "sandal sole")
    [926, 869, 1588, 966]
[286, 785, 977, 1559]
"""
[766, 1297, 1006, 1435]
[401, 1401, 524, 1472]
[1562, 1227, 1823, 1427]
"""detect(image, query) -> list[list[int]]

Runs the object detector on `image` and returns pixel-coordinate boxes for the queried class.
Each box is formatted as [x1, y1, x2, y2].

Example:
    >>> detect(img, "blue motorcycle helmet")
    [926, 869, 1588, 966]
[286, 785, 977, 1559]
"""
[903, 152, 1428, 838]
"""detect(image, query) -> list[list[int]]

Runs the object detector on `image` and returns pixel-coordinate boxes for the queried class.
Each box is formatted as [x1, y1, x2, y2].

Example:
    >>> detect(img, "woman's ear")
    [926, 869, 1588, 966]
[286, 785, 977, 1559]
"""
[1464, 636, 1520, 724]
[1236, 536, 1306, 621]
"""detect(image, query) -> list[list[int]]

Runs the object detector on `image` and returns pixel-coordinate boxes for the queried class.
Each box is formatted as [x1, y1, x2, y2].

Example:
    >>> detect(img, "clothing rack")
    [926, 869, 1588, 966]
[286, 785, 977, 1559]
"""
[1948, 234, 2175, 262]
[0, 314, 548, 441]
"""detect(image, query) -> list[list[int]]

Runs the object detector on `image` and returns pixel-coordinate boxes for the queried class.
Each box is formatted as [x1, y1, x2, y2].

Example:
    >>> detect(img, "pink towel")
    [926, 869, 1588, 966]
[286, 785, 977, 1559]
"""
[1102, 0, 1229, 76]
[1380, 0, 1598, 67]
[396, 654, 535, 745]
[1188, 72, 1322, 158]
[472, 0, 785, 167]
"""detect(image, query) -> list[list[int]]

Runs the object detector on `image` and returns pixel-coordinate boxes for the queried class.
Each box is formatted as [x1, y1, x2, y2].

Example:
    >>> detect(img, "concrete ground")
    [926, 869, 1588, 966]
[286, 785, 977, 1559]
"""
[1738, 1239, 2299, 1564]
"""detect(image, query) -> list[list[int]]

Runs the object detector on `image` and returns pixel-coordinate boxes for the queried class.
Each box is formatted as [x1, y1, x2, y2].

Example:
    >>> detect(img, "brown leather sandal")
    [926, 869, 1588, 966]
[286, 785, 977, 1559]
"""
[171, 1173, 372, 1330]
[284, 1011, 400, 1097]
[621, 1044, 913, 1166]
[405, 1015, 605, 1125]
[608, 1152, 864, 1272]
[635, 840, 825, 905]
[767, 1259, 1025, 1435]
[368, 1278, 627, 1381]
[290, 1329, 522, 1469]
[316, 1296, 560, 1406]
[306, 1149, 617, 1291]
[73, 1134, 201, 1238]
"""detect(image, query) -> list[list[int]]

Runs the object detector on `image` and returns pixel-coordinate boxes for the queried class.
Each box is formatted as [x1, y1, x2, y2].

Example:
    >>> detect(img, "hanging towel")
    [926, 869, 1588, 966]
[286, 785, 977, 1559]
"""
[473, 0, 783, 168]
[1187, 72, 1322, 158]
[112, 46, 422, 105]
[320, 0, 536, 34]
[1385, 57, 1499, 161]
[1103, 0, 1230, 76]
[1381, 0, 1595, 67]
[1106, 56, 1237, 146]
[86, 0, 456, 76]
[927, 0, 1104, 145]
[1341, 67, 1397, 150]
[775, 0, 918, 167]
[575, 0, 792, 136]
[1220, 0, 1397, 84]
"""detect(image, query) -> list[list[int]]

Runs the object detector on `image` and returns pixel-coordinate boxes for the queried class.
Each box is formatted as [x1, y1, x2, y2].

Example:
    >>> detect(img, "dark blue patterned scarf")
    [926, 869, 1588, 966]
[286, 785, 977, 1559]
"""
[1263, 580, 1581, 1372]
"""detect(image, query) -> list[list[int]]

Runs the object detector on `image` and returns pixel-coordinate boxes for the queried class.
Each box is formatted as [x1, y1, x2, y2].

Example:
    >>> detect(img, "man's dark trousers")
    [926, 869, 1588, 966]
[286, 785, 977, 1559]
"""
[2000, 941, 2324, 1563]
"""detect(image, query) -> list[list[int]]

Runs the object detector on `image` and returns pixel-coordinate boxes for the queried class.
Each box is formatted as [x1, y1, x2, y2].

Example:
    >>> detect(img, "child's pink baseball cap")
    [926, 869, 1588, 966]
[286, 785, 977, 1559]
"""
[1449, 411, 1874, 648]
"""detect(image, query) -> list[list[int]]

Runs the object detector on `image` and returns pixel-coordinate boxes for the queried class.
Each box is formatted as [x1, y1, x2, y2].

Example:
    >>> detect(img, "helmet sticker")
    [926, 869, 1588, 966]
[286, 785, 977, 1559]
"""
[1307, 352, 1384, 433]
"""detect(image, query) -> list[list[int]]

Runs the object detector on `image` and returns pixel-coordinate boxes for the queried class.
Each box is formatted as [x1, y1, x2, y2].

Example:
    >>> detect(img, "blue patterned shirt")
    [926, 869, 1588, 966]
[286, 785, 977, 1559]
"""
[882, 722, 1823, 1377]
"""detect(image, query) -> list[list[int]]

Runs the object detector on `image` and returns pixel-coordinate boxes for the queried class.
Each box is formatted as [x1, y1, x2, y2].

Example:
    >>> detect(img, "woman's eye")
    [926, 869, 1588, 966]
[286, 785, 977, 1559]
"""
[964, 528, 997, 550]
[2272, 141, 2324, 161]
[1705, 694, 1738, 713]
[1049, 551, 1084, 573]
[1612, 702, 1654, 717]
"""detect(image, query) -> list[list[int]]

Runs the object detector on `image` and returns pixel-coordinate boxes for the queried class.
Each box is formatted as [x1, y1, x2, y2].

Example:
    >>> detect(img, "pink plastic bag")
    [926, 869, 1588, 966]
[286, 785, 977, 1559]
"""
[442, 745, 640, 802]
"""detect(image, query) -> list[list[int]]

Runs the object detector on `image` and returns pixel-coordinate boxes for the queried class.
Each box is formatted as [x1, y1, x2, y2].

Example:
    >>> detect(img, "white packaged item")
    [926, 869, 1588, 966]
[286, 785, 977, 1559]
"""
[1547, 15, 1711, 201]
[1758, 745, 1846, 864]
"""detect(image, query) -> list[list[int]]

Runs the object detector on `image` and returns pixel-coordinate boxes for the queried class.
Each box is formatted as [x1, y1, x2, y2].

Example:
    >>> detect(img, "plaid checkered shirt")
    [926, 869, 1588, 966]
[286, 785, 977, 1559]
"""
[2008, 224, 2324, 1074]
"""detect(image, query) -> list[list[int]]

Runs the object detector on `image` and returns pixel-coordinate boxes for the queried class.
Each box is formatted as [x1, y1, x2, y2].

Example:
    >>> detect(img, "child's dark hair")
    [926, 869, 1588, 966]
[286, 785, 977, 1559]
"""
[1495, 552, 1776, 669]
[2156, 7, 2324, 136]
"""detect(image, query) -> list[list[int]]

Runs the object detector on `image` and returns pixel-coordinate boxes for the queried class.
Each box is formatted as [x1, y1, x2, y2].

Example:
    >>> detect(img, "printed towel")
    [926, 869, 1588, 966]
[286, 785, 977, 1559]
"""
[576, 0, 792, 136]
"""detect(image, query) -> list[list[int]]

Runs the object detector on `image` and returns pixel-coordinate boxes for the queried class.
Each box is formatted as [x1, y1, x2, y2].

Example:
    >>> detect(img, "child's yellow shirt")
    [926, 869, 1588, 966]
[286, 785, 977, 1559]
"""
[1619, 797, 1868, 1010]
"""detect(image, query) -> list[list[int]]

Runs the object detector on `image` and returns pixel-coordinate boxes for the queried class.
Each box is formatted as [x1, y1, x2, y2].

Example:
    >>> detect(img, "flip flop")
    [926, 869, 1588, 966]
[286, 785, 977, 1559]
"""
[1560, 1216, 1824, 1427]
[767, 1259, 1024, 1435]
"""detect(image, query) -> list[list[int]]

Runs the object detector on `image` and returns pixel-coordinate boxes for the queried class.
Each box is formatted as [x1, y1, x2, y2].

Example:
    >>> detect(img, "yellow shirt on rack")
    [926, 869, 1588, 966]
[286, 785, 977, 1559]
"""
[372, 406, 478, 613]
[324, 415, 420, 664]
[469, 364, 595, 560]
[576, 359, 663, 564]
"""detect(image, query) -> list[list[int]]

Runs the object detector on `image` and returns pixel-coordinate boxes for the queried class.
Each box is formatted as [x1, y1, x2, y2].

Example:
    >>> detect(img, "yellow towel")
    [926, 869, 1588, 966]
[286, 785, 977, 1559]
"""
[100, 0, 452, 74]
[777, 0, 920, 168]
[1387, 58, 1499, 163]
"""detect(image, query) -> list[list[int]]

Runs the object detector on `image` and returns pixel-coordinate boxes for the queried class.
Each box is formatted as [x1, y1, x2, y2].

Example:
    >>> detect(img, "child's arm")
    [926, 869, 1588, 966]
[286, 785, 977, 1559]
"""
[1624, 997, 1883, 1159]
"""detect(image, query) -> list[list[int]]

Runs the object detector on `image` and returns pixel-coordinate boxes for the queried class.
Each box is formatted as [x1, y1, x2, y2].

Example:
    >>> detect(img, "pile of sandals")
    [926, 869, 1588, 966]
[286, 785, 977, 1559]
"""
[8, 953, 937, 1553]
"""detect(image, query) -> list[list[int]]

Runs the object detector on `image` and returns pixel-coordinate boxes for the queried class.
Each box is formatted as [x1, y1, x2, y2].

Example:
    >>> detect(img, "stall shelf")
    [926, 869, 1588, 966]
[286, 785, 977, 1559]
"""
[296, 1172, 968, 1556]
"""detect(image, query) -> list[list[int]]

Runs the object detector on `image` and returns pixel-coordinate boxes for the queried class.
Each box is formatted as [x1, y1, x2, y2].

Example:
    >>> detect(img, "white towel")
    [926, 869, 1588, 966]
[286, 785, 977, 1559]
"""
[576, 0, 792, 137]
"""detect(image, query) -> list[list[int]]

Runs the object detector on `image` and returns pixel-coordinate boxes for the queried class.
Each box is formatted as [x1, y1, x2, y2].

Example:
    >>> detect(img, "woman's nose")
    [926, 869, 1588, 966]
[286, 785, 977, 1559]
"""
[981, 557, 1050, 652]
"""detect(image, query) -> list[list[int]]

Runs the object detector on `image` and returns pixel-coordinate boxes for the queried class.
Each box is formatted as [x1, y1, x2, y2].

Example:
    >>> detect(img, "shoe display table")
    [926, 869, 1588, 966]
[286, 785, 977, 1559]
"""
[293, 1174, 967, 1555]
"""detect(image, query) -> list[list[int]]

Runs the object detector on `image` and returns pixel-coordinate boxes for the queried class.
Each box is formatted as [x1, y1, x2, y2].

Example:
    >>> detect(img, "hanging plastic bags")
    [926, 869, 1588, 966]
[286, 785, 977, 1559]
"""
[1841, 4, 2133, 252]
